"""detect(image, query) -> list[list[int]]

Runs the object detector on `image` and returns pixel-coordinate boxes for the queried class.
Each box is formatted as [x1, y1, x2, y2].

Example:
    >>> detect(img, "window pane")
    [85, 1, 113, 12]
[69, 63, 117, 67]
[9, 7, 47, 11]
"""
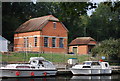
[24, 38, 26, 47]
[44, 37, 48, 47]
[27, 37, 29, 47]
[59, 38, 64, 48]
[91, 62, 100, 66]
[34, 37, 37, 47]
[52, 38, 56, 47]
[53, 22, 56, 29]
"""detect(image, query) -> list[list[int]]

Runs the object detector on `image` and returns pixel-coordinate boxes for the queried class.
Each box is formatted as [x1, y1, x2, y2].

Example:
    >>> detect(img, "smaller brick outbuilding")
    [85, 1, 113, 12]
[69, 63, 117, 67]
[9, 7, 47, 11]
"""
[69, 37, 97, 55]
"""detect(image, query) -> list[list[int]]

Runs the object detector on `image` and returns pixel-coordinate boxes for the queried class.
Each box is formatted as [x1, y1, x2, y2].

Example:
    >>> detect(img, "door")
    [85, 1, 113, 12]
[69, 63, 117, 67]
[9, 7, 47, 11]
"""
[73, 47, 77, 54]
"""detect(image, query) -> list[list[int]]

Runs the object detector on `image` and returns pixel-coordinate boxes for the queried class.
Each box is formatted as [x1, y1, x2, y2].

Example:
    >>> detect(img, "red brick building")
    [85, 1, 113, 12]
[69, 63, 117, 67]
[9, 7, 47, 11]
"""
[69, 37, 97, 55]
[14, 15, 68, 53]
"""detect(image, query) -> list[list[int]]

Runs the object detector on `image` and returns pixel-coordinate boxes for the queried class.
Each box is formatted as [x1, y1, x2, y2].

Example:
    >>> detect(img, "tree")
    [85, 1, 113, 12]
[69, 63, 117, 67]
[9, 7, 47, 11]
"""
[91, 38, 120, 60]
[87, 3, 112, 41]
[2, 2, 92, 43]
[80, 2, 120, 42]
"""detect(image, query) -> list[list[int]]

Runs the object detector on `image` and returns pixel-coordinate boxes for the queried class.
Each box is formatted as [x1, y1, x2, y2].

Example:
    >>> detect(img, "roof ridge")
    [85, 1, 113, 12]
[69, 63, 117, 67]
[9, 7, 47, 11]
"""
[28, 15, 59, 22]
[69, 37, 96, 46]
[76, 37, 91, 39]
[15, 15, 59, 33]
[30, 15, 53, 20]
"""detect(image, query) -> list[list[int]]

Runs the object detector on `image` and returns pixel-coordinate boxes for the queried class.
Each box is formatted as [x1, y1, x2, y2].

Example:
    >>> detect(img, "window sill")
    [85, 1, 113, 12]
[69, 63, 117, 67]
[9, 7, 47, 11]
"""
[59, 47, 64, 48]
[51, 47, 56, 48]
[44, 46, 50, 48]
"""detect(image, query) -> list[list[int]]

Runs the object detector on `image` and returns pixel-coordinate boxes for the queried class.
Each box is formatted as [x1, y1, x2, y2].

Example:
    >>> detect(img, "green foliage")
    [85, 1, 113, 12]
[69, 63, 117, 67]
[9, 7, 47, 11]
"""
[91, 38, 120, 60]
[2, 2, 91, 43]
[2, 2, 120, 44]
[80, 2, 120, 41]
[57, 2, 90, 43]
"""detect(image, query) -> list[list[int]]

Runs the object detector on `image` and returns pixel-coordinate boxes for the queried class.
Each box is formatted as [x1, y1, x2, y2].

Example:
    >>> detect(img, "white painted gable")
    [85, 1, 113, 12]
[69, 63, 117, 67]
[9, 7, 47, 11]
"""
[0, 36, 9, 52]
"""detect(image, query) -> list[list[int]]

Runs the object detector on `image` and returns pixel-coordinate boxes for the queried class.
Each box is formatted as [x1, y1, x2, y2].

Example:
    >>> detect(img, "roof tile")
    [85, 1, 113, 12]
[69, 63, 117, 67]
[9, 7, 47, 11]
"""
[69, 37, 96, 45]
[15, 15, 59, 33]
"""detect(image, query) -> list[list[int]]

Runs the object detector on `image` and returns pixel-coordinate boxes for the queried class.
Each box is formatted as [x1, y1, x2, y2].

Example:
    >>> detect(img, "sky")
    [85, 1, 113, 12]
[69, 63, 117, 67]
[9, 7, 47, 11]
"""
[90, 0, 106, 3]
[91, 0, 119, 3]
[87, 0, 120, 16]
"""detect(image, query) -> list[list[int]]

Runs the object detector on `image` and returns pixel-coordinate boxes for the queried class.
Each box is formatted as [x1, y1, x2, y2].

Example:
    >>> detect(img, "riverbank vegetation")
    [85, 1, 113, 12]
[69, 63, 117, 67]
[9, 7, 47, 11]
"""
[91, 38, 120, 65]
[1, 51, 120, 65]
[1, 53, 91, 63]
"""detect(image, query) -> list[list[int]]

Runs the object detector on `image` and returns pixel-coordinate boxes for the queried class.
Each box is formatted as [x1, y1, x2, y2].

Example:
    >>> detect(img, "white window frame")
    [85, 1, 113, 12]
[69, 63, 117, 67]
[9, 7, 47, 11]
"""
[24, 37, 29, 47]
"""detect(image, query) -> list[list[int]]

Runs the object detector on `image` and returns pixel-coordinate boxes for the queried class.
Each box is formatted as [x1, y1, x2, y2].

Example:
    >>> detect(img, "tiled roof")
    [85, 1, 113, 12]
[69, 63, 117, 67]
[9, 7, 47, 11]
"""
[69, 37, 96, 46]
[15, 15, 59, 33]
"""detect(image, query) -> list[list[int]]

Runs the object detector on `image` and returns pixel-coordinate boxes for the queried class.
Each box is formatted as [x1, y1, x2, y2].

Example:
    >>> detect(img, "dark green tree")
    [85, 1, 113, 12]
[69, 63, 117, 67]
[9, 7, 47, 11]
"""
[91, 38, 120, 61]
[80, 2, 120, 41]
[2, 2, 92, 43]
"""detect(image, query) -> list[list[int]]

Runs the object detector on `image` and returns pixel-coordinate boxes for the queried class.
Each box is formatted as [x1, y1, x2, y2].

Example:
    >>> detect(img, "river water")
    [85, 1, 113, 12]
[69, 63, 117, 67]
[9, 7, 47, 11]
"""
[1, 74, 120, 81]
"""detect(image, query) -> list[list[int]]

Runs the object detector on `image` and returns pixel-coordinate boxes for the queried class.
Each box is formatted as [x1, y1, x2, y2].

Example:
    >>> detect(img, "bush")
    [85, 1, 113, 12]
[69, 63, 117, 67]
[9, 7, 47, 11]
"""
[91, 38, 120, 61]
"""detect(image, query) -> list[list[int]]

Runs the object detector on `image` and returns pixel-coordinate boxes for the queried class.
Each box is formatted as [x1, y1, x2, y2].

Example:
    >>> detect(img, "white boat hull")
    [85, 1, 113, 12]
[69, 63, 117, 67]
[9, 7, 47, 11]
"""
[0, 69, 57, 77]
[0, 57, 58, 77]
[71, 69, 112, 75]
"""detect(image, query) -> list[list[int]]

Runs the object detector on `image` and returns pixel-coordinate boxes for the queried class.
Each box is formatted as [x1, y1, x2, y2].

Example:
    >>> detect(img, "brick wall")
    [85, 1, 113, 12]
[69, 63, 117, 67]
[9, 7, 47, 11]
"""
[78, 45, 88, 54]
[41, 21, 68, 53]
[14, 31, 41, 52]
[69, 45, 88, 55]
[14, 21, 68, 54]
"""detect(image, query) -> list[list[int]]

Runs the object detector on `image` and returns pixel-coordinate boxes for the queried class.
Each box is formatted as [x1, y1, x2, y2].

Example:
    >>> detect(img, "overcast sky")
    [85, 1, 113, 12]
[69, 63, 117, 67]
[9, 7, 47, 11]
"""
[87, 0, 120, 16]
[91, 0, 119, 3]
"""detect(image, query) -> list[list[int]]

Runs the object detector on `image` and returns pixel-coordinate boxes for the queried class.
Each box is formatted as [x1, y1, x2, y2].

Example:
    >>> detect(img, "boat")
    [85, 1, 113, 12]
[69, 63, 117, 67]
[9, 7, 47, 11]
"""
[0, 57, 57, 77]
[70, 61, 112, 75]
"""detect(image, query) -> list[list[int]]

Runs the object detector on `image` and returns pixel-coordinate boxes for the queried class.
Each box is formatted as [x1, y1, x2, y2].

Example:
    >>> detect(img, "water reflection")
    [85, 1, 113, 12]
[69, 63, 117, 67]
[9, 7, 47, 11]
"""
[1, 74, 120, 81]
[71, 75, 111, 79]
[1, 77, 56, 81]
[1, 76, 65, 81]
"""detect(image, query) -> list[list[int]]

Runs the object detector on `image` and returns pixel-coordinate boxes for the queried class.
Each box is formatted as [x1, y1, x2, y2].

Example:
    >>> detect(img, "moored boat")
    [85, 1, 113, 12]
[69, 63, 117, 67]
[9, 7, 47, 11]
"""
[70, 61, 112, 75]
[0, 57, 57, 77]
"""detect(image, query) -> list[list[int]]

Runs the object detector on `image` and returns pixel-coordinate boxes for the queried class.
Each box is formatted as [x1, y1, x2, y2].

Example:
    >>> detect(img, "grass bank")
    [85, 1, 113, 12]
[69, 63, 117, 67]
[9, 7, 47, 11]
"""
[1, 52, 92, 63]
